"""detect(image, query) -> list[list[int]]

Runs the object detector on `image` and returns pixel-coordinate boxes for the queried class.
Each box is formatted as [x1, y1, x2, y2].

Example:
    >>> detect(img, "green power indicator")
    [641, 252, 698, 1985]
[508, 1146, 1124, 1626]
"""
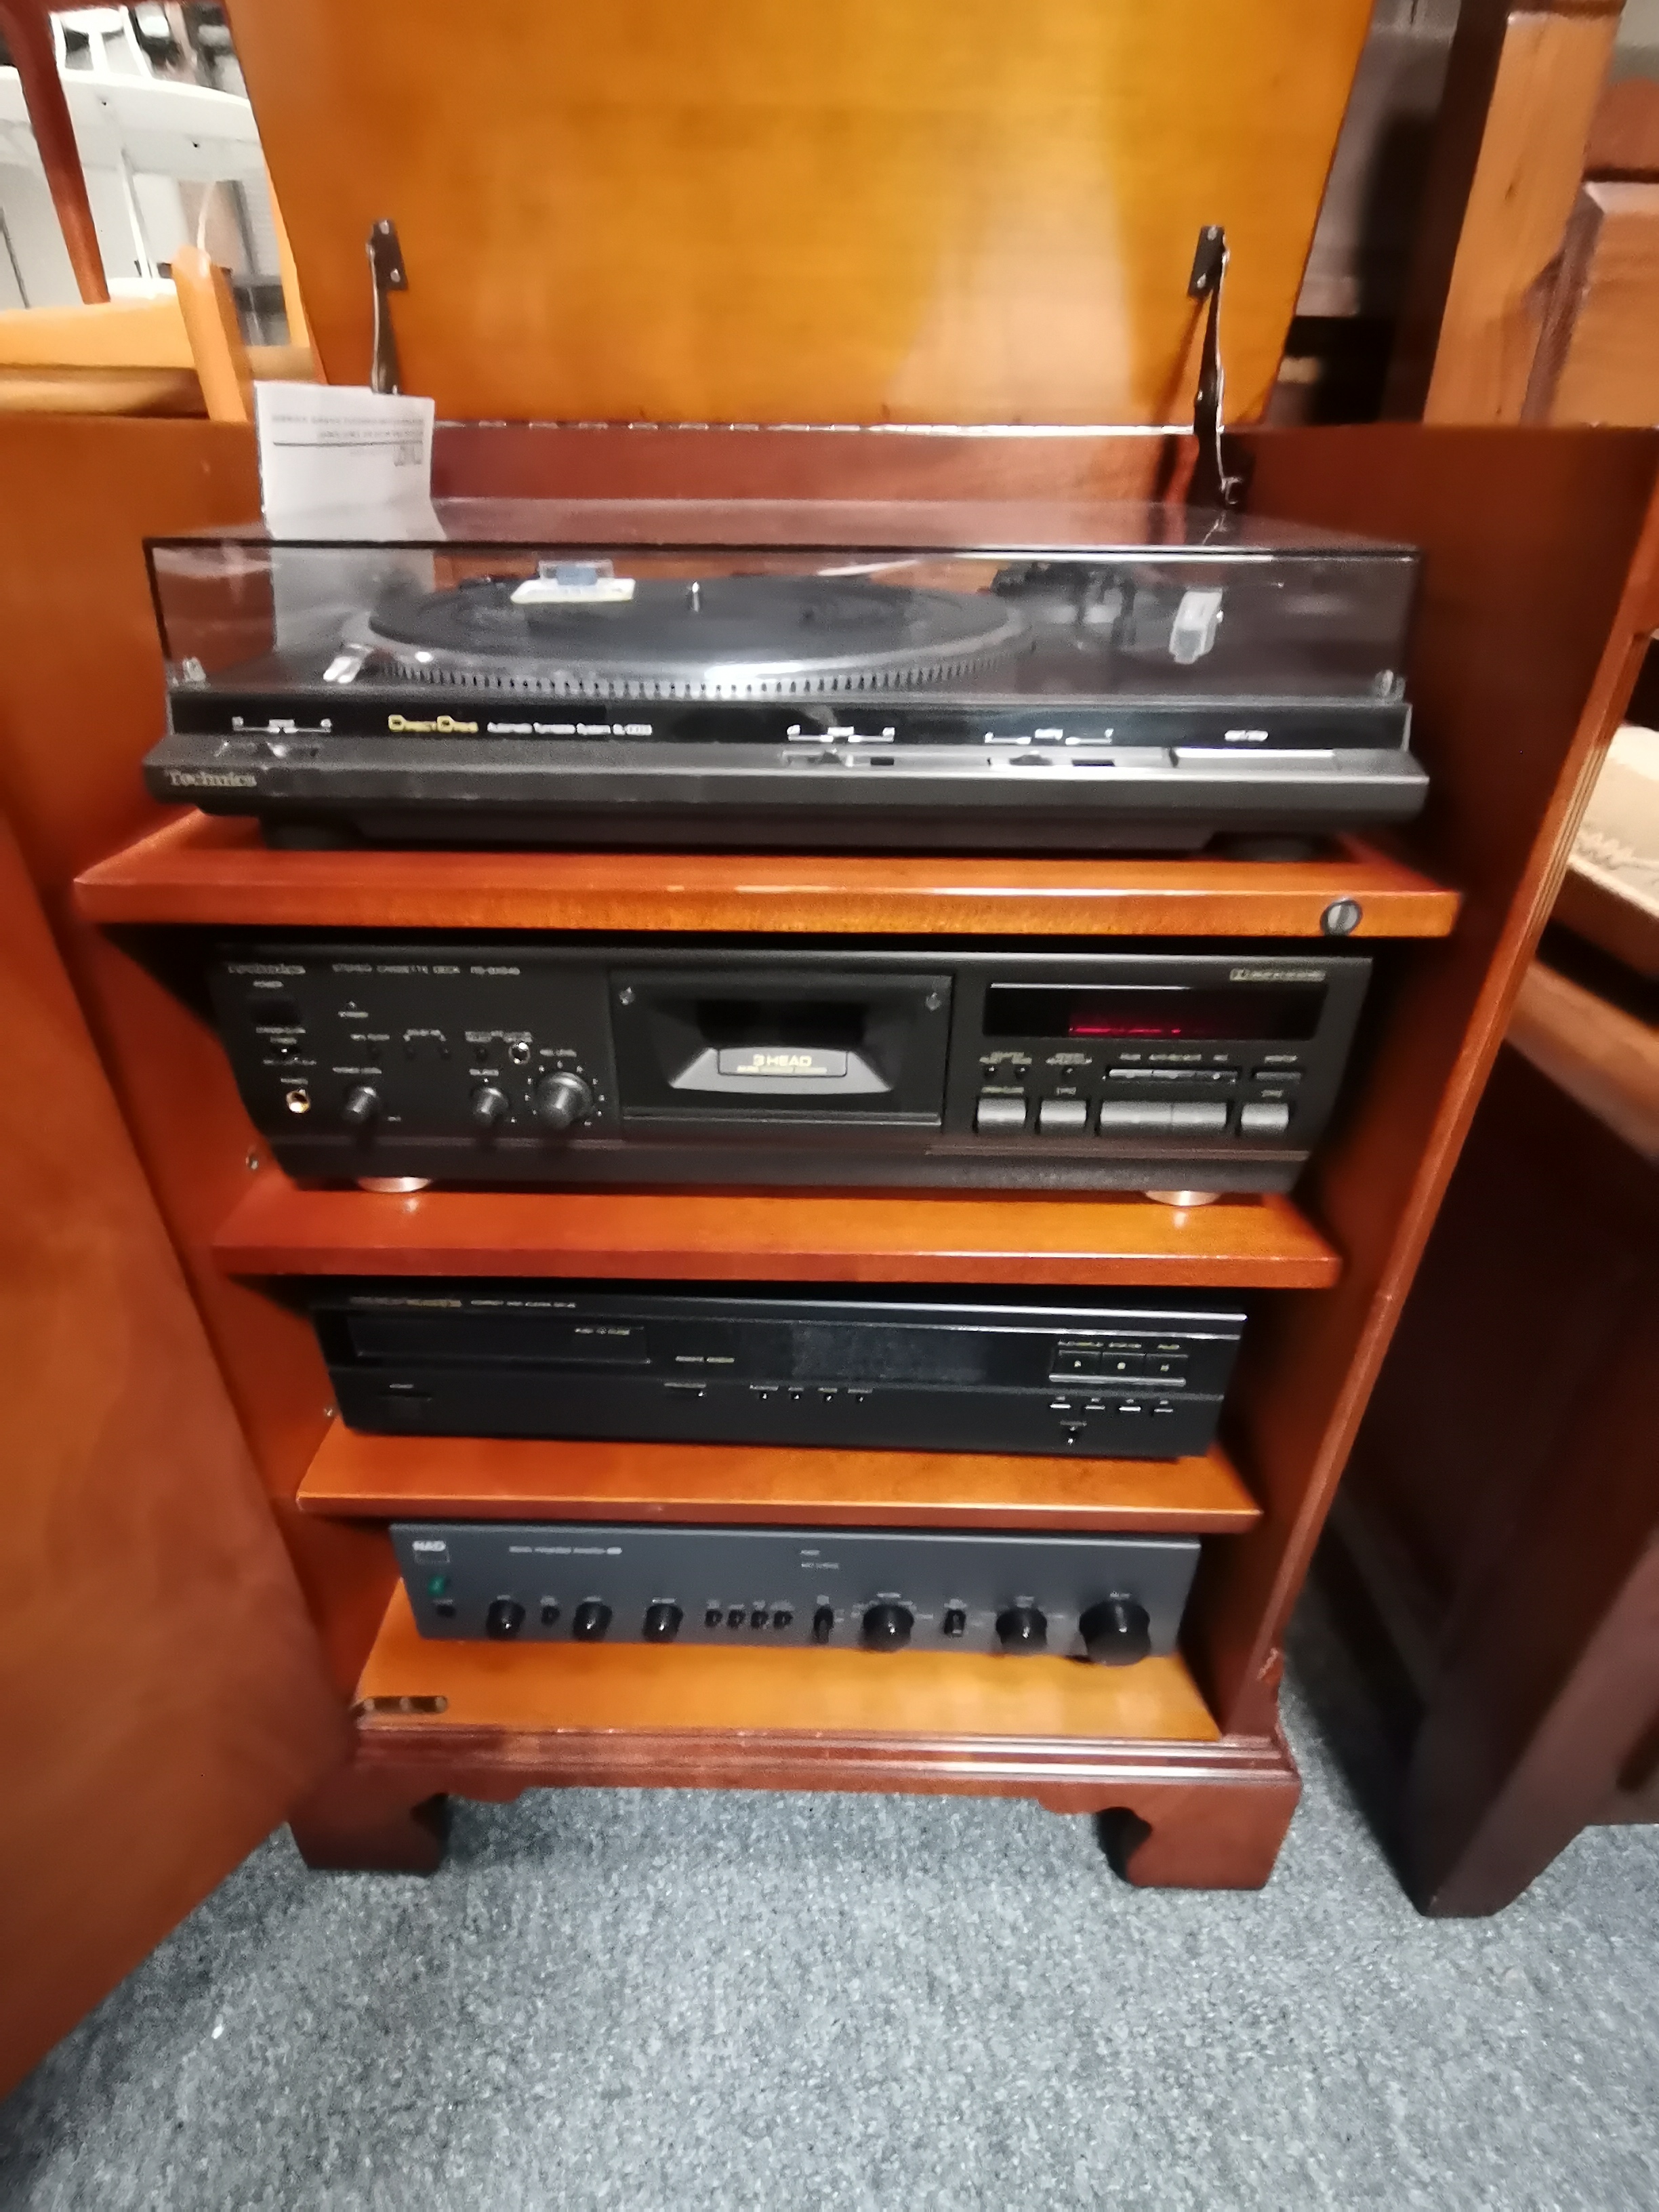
[425, 1573, 451, 1599]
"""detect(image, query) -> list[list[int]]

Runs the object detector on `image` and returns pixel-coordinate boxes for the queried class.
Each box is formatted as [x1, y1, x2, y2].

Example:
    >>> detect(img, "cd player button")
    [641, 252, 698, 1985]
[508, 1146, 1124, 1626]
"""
[1098, 1101, 1174, 1132]
[975, 1093, 1029, 1134]
[1169, 1102, 1229, 1132]
[1240, 1100, 1292, 1136]
[470, 1084, 511, 1130]
[1037, 1097, 1090, 1135]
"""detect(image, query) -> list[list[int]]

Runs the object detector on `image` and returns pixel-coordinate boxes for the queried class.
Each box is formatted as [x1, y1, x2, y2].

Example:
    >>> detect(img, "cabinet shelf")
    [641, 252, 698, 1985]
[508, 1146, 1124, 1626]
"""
[75, 813, 1459, 940]
[297, 1424, 1262, 1534]
[216, 1172, 1341, 1288]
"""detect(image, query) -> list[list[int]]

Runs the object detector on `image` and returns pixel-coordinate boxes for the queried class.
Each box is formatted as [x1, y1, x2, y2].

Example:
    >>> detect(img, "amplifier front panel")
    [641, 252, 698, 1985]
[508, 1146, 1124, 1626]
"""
[392, 1520, 1202, 1660]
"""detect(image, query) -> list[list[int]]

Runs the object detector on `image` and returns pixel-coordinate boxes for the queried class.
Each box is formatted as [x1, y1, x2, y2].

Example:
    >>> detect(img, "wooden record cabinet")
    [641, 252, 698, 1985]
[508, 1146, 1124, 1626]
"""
[2, 416, 1655, 2089]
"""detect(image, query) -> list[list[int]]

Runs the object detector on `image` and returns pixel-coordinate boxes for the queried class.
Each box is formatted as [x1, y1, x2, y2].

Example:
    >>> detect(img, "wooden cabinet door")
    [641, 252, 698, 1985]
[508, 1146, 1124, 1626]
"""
[0, 815, 345, 2095]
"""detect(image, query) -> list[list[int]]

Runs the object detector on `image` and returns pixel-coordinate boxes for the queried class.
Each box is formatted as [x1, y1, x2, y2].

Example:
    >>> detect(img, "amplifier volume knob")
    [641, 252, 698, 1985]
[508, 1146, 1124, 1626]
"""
[341, 1084, 381, 1128]
[642, 1601, 682, 1643]
[485, 1597, 525, 1640]
[470, 1084, 511, 1130]
[571, 1599, 612, 1642]
[533, 1071, 594, 1132]
[996, 1605, 1048, 1653]
[861, 1601, 914, 1652]
[1079, 1597, 1152, 1667]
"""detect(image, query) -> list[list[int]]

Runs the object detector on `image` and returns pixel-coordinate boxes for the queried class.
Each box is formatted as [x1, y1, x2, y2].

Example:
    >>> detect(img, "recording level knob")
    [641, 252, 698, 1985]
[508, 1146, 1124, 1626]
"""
[642, 1601, 682, 1643]
[996, 1605, 1048, 1653]
[485, 1597, 525, 1640]
[341, 1084, 381, 1128]
[861, 1601, 914, 1652]
[533, 1071, 594, 1132]
[571, 1599, 612, 1642]
[1080, 1597, 1152, 1667]
[470, 1084, 510, 1130]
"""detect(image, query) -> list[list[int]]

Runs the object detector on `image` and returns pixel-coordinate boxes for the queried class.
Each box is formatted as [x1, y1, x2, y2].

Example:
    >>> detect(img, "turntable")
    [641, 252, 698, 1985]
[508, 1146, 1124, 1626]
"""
[142, 499, 1426, 852]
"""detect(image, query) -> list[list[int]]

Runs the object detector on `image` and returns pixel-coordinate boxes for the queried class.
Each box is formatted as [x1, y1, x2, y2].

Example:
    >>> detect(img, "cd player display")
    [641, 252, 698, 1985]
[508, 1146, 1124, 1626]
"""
[314, 1284, 1246, 1459]
[209, 936, 1372, 1193]
[392, 1520, 1202, 1662]
[143, 499, 1425, 853]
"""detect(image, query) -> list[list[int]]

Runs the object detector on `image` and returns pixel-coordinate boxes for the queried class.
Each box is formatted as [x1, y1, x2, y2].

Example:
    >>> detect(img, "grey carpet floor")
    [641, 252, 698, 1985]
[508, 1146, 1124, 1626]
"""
[3, 1586, 1656, 2212]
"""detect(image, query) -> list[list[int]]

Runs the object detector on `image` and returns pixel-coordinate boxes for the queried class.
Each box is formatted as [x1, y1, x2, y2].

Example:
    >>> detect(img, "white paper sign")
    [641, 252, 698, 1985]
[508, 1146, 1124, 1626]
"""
[253, 383, 437, 531]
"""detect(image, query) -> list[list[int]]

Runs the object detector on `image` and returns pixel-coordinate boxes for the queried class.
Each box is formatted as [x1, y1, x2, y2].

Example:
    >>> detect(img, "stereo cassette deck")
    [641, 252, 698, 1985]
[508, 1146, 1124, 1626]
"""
[211, 935, 1372, 1193]
[393, 1520, 1202, 1661]
[316, 1283, 1246, 1459]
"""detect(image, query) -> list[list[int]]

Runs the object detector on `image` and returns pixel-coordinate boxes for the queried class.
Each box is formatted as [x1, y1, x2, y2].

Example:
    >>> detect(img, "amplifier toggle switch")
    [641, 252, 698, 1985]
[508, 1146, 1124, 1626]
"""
[341, 1084, 381, 1128]
[533, 1070, 594, 1132]
[975, 1092, 1028, 1134]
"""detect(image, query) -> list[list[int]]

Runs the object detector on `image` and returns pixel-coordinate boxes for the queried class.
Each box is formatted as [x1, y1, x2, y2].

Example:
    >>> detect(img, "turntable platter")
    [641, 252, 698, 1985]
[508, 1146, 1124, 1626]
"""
[354, 573, 1031, 699]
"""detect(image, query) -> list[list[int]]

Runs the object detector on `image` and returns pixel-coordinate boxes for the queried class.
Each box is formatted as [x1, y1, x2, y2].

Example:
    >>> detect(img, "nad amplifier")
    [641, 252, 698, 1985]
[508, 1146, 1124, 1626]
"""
[315, 1283, 1246, 1459]
[142, 501, 1425, 855]
[392, 1520, 1201, 1662]
[211, 936, 1372, 1193]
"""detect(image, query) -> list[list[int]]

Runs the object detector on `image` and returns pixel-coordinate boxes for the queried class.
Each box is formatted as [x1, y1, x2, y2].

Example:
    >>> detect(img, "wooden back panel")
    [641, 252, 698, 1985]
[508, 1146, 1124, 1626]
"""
[225, 0, 1372, 425]
[0, 812, 342, 2096]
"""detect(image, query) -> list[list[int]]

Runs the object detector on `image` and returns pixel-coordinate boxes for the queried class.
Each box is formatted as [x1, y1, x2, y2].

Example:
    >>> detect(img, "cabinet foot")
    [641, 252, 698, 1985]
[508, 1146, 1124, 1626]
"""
[289, 1768, 451, 1873]
[1094, 1770, 1300, 1889]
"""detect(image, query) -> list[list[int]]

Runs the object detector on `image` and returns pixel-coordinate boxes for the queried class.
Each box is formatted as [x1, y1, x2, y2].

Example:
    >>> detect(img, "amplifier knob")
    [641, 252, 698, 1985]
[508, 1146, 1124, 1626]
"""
[485, 1597, 525, 1640]
[571, 1599, 612, 1641]
[861, 1601, 914, 1652]
[470, 1084, 511, 1130]
[533, 1071, 594, 1132]
[996, 1605, 1048, 1653]
[341, 1084, 381, 1128]
[642, 1601, 682, 1642]
[1080, 1597, 1152, 1666]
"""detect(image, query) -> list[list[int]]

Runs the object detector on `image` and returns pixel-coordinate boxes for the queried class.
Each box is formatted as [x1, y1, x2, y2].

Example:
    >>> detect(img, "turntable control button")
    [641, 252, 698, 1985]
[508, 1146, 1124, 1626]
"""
[533, 1071, 594, 1132]
[1239, 1100, 1292, 1136]
[470, 1084, 511, 1131]
[975, 1093, 1029, 1134]
[1037, 1097, 1089, 1136]
[340, 1084, 381, 1129]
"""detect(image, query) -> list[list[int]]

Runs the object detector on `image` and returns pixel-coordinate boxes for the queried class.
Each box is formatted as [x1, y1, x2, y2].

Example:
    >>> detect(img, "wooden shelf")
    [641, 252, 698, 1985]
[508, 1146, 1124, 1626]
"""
[216, 1173, 1341, 1287]
[75, 813, 1460, 940]
[353, 1584, 1221, 1747]
[297, 1424, 1262, 1534]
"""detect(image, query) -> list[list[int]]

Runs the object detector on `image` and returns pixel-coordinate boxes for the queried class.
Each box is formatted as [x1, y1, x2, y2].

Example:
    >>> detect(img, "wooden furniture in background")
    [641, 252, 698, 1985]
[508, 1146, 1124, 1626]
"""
[0, 806, 342, 2093]
[0, 0, 106, 300]
[1386, 0, 1659, 425]
[1329, 970, 1658, 1913]
[0, 415, 1654, 2072]
[224, 0, 1374, 424]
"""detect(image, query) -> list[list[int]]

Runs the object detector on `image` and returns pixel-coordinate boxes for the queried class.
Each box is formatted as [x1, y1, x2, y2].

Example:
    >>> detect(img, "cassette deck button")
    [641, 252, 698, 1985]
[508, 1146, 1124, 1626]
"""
[975, 1094, 1029, 1133]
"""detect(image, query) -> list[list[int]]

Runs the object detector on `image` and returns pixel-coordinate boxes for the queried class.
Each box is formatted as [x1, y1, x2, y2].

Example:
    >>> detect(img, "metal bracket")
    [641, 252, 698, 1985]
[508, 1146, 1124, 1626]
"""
[367, 218, 407, 395]
[1187, 225, 1244, 514]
